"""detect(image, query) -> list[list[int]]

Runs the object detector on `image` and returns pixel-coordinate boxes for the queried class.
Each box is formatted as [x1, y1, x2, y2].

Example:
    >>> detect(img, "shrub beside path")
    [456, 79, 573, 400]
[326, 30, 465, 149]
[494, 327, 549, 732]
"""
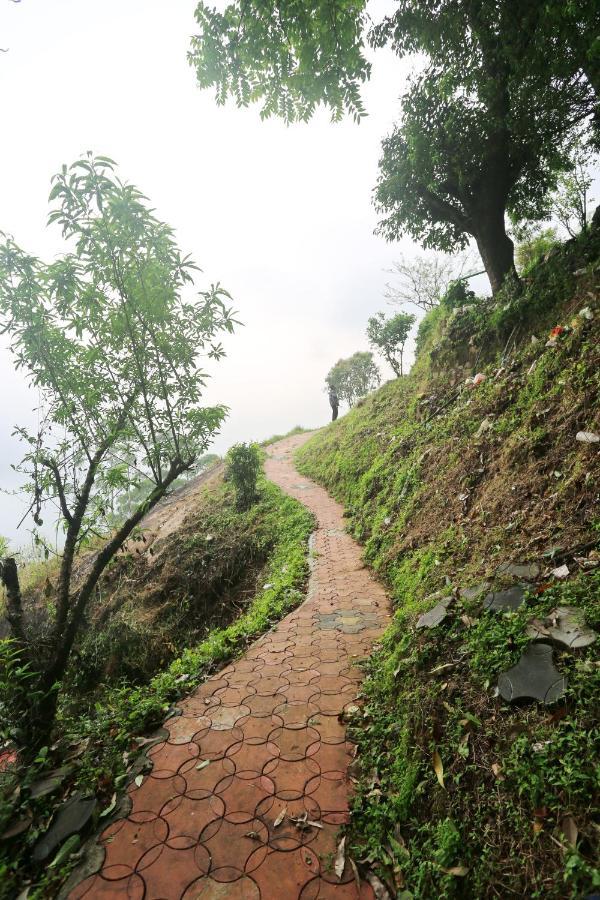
[69, 433, 392, 899]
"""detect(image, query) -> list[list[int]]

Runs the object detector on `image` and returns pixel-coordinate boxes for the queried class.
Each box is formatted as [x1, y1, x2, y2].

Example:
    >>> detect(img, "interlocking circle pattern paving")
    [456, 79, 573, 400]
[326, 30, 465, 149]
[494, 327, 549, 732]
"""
[70, 433, 392, 899]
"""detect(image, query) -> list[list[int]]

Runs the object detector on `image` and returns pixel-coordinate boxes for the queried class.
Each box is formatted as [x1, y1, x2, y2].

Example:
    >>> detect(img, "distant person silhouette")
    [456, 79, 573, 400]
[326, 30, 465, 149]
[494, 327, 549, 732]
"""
[328, 386, 339, 422]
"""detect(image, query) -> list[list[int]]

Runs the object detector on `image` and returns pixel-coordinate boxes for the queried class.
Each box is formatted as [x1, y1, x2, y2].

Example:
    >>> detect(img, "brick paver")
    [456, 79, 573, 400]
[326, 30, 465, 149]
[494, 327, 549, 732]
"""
[70, 433, 392, 899]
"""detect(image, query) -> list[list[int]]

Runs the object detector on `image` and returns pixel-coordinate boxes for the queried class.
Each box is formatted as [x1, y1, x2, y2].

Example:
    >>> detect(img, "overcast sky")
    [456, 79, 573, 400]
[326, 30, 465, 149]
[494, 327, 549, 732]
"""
[0, 0, 483, 545]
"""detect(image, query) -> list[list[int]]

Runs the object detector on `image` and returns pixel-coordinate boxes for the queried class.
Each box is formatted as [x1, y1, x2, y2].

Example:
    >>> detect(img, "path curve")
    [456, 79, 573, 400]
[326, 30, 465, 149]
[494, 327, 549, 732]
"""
[70, 433, 392, 900]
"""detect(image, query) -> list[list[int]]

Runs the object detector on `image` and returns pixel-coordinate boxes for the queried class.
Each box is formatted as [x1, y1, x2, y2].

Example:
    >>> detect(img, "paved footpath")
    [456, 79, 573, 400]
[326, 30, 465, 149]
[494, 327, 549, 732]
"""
[70, 433, 392, 900]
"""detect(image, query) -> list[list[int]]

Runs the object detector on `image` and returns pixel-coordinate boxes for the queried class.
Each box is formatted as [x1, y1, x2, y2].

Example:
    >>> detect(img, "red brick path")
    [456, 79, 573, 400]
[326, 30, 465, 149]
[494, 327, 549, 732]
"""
[70, 433, 392, 899]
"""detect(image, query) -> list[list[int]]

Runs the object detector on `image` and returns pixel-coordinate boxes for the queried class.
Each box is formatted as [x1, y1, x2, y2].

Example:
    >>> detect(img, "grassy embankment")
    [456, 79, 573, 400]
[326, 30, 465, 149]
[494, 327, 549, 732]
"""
[296, 227, 600, 898]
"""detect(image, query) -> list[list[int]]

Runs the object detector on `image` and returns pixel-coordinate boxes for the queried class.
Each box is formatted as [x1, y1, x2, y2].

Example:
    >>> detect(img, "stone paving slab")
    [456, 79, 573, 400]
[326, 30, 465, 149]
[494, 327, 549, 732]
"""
[70, 433, 392, 899]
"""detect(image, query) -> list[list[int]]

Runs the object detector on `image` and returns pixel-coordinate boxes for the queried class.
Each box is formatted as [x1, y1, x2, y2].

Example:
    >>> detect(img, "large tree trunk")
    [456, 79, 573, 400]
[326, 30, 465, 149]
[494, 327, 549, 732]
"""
[473, 205, 518, 294]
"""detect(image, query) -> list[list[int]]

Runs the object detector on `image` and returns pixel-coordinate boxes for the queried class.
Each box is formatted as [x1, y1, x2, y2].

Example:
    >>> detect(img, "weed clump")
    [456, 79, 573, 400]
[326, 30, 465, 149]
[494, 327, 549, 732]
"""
[226, 442, 261, 509]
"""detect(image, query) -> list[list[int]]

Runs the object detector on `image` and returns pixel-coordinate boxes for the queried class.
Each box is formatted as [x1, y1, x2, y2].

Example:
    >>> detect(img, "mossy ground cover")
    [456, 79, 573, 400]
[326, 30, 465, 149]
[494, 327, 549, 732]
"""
[0, 473, 314, 897]
[296, 247, 599, 897]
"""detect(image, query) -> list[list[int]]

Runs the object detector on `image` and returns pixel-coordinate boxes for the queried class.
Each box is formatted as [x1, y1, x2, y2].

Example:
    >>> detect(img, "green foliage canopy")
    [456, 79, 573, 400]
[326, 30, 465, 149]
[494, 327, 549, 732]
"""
[188, 0, 599, 127]
[189, 0, 370, 122]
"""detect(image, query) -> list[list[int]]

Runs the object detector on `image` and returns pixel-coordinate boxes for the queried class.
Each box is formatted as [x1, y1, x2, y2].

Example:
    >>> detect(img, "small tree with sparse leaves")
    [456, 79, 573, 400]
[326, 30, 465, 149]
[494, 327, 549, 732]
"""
[550, 139, 597, 237]
[367, 311, 415, 377]
[0, 154, 237, 744]
[384, 252, 479, 313]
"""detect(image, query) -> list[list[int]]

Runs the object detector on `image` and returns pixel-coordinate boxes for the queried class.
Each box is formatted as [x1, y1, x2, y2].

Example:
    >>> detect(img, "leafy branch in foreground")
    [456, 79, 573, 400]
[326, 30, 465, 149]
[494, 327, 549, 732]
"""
[0, 153, 238, 745]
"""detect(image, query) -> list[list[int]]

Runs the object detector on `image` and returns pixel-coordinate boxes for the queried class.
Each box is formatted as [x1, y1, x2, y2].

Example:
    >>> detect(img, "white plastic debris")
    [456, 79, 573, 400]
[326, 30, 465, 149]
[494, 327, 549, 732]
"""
[578, 306, 594, 321]
[551, 564, 570, 579]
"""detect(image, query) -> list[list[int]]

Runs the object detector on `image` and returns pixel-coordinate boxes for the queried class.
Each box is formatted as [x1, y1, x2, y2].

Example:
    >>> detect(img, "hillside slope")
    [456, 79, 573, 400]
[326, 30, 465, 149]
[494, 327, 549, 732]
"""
[296, 236, 600, 897]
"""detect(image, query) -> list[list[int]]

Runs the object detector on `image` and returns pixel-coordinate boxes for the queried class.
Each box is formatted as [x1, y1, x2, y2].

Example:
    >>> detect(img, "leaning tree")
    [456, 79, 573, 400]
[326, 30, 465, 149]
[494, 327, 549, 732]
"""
[0, 154, 237, 742]
[188, 0, 598, 293]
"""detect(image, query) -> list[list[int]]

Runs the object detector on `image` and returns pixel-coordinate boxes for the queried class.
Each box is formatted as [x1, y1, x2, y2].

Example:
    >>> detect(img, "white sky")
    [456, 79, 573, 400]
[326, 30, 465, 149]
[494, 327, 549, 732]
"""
[0, 0, 480, 544]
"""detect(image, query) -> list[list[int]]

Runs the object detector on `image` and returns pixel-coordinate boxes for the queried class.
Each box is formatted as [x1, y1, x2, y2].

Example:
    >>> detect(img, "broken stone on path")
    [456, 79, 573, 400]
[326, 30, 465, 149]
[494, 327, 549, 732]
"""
[416, 596, 453, 629]
[32, 793, 97, 863]
[315, 608, 379, 634]
[498, 643, 566, 704]
[483, 584, 527, 613]
[496, 561, 540, 580]
[526, 606, 597, 650]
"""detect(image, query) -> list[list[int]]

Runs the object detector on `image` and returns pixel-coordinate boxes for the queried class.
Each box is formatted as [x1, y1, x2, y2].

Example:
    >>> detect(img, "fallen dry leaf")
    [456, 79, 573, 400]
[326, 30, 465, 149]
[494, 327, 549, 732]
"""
[289, 812, 317, 832]
[393, 864, 405, 890]
[132, 736, 158, 749]
[99, 792, 117, 818]
[560, 814, 578, 849]
[244, 831, 263, 842]
[491, 763, 504, 780]
[0, 813, 33, 840]
[349, 858, 361, 895]
[273, 806, 287, 828]
[334, 836, 346, 880]
[433, 750, 445, 788]
[429, 663, 455, 675]
[365, 871, 392, 899]
[442, 865, 469, 877]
